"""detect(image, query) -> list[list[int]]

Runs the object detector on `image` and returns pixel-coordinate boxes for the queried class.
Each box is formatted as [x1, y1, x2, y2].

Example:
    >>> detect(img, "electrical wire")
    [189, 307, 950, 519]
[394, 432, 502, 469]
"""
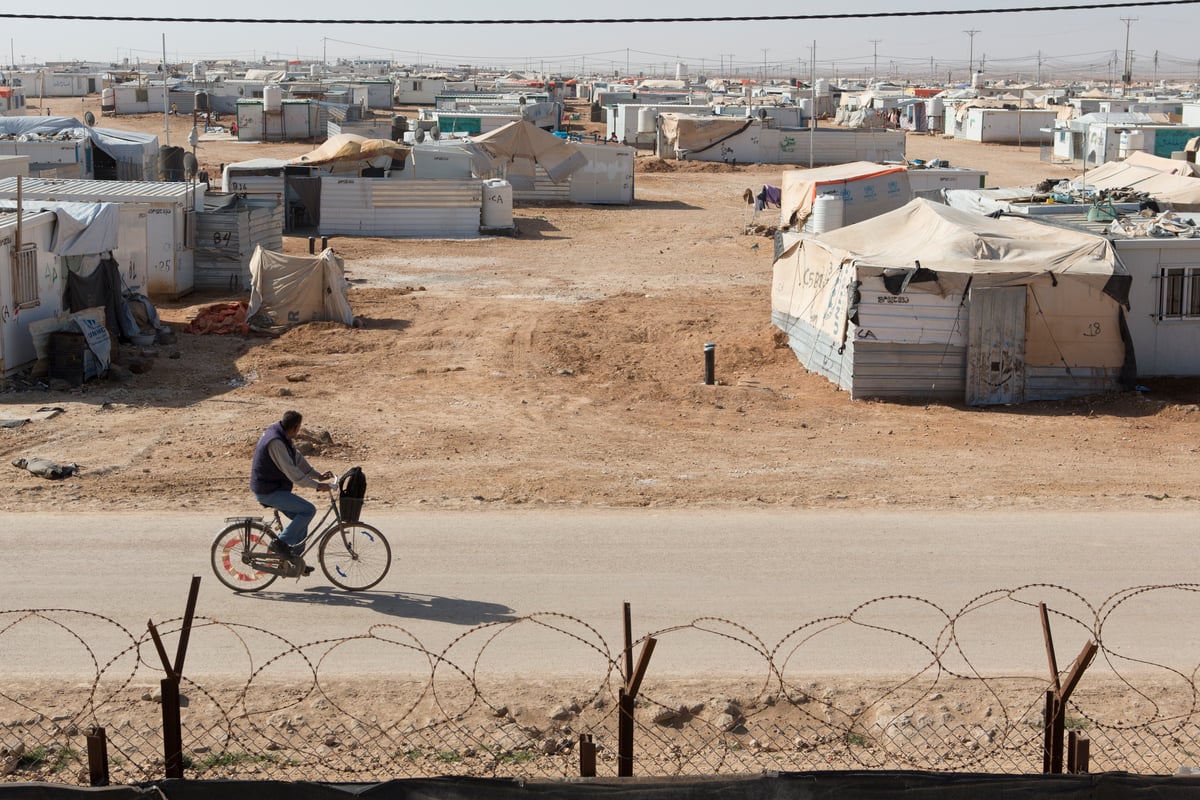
[3, 0, 1200, 25]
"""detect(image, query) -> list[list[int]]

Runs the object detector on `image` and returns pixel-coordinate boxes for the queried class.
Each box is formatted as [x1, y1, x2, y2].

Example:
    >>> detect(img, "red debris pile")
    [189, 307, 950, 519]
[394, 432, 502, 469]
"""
[188, 301, 251, 335]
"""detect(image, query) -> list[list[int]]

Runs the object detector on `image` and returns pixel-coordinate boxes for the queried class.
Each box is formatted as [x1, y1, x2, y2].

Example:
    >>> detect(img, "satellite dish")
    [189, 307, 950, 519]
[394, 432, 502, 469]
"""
[183, 152, 198, 178]
[83, 110, 95, 126]
[430, 124, 441, 140]
[414, 127, 426, 143]
[758, 108, 769, 120]
[518, 94, 527, 106]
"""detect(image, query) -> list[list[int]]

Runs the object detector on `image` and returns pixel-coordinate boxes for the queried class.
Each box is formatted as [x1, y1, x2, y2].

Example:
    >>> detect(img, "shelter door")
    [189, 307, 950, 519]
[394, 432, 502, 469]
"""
[966, 286, 1026, 406]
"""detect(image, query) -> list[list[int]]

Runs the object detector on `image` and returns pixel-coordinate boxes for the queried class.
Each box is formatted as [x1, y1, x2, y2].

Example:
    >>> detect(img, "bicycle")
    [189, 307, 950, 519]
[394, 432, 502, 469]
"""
[210, 468, 391, 593]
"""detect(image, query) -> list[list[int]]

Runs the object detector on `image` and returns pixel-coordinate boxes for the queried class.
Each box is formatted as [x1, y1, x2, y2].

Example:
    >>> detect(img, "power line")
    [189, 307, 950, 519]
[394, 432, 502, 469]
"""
[3, 0, 1200, 25]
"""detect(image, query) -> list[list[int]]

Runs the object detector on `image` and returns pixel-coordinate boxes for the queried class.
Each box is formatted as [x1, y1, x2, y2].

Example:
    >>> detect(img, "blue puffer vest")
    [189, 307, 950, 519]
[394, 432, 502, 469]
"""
[250, 422, 295, 495]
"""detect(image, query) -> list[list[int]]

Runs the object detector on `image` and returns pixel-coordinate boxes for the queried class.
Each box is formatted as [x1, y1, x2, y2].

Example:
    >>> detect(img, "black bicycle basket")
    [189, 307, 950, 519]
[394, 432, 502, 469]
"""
[338, 467, 367, 522]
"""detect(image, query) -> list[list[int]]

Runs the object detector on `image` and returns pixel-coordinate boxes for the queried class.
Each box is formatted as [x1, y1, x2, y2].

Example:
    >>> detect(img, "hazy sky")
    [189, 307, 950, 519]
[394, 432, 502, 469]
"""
[2, 0, 1197, 82]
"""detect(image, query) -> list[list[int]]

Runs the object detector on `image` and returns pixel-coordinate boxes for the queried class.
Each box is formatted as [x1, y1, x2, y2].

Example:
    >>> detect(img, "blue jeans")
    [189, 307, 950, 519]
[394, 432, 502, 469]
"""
[255, 490, 315, 550]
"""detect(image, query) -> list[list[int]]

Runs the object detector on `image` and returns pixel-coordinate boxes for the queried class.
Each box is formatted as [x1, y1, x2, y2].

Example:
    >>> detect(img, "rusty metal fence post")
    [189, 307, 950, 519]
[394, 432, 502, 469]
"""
[617, 602, 656, 778]
[85, 727, 109, 786]
[148, 576, 201, 780]
[578, 733, 596, 777]
[1039, 602, 1097, 774]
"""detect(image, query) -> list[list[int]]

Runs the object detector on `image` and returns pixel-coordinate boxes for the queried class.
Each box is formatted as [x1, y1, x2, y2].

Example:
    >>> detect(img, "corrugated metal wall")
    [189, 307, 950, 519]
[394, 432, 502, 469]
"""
[320, 178, 482, 238]
[224, 174, 285, 204]
[771, 310, 853, 392]
[851, 342, 965, 401]
[194, 200, 284, 291]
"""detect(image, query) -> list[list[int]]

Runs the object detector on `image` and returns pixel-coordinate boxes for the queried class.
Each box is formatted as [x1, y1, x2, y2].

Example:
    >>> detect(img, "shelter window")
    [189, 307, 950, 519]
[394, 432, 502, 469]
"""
[12, 245, 39, 309]
[1159, 267, 1200, 319]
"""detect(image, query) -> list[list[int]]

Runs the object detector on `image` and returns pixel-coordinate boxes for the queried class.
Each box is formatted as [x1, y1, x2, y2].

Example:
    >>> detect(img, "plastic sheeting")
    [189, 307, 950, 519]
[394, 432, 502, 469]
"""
[246, 247, 353, 332]
[0, 201, 119, 255]
[0, 116, 157, 177]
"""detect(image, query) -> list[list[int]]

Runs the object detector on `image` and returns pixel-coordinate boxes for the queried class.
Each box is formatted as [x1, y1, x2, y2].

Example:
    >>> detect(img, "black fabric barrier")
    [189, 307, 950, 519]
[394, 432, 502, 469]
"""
[5, 772, 1200, 800]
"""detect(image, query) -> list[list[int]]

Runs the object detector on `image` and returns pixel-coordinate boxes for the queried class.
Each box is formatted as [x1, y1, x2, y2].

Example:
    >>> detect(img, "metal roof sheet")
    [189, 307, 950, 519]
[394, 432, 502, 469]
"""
[0, 177, 196, 202]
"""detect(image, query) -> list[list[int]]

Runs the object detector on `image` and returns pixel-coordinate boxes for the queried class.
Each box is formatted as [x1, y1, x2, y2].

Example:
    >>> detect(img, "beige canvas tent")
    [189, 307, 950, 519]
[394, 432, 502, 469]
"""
[772, 199, 1132, 405]
[471, 120, 587, 188]
[246, 246, 354, 332]
[290, 134, 410, 168]
[1082, 160, 1200, 211]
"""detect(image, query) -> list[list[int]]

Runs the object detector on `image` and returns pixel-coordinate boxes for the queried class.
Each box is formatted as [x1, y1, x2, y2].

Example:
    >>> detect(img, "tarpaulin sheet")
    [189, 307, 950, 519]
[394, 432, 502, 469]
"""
[658, 114, 752, 154]
[472, 120, 587, 185]
[779, 162, 910, 229]
[0, 117, 157, 174]
[0, 201, 119, 255]
[1082, 160, 1200, 210]
[246, 246, 353, 331]
[290, 134, 410, 168]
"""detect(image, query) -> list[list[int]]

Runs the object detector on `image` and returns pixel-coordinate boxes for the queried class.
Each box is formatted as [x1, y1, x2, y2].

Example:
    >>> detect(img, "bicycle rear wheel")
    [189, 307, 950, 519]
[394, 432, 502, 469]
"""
[318, 521, 391, 591]
[211, 520, 279, 593]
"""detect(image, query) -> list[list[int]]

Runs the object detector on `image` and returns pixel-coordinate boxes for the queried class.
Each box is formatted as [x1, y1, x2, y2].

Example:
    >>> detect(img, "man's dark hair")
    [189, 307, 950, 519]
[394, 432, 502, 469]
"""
[281, 410, 303, 431]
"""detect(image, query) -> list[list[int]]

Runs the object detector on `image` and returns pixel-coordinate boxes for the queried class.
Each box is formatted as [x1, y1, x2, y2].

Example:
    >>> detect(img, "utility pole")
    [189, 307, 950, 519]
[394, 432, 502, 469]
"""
[761, 48, 769, 83]
[1037, 51, 1042, 85]
[869, 39, 881, 86]
[964, 29, 980, 78]
[1120, 17, 1136, 88]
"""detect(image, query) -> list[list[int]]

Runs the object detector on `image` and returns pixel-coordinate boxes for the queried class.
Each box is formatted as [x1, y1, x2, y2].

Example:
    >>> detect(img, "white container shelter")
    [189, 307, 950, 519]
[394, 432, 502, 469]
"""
[0, 178, 201, 298]
[0, 210, 64, 377]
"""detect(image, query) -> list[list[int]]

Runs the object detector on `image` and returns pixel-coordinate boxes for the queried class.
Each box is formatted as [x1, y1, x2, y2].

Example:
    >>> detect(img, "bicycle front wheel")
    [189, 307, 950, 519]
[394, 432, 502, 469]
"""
[318, 522, 391, 591]
[211, 520, 279, 593]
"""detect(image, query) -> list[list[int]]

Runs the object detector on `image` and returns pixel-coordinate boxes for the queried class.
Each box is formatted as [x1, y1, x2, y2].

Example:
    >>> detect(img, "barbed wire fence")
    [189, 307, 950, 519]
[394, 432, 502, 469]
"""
[3, 582, 1200, 785]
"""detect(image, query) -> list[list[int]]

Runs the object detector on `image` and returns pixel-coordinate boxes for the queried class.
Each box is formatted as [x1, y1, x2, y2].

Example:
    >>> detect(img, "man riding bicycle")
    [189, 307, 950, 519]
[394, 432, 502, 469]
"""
[250, 410, 333, 561]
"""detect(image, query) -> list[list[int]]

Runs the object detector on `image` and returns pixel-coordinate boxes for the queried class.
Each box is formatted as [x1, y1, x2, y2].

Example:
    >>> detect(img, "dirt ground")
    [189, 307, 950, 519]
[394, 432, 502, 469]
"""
[3, 95, 1199, 515]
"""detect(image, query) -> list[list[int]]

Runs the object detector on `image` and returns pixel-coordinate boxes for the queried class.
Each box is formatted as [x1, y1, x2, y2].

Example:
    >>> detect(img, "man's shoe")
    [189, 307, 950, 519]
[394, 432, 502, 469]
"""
[269, 539, 297, 559]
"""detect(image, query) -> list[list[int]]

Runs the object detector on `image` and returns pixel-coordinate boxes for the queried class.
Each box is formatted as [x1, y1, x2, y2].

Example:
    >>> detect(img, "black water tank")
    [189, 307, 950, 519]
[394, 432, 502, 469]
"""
[159, 145, 186, 181]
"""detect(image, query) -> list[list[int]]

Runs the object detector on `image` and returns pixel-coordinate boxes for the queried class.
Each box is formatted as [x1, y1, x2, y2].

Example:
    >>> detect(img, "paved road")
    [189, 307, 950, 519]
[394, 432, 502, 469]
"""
[2, 510, 1197, 680]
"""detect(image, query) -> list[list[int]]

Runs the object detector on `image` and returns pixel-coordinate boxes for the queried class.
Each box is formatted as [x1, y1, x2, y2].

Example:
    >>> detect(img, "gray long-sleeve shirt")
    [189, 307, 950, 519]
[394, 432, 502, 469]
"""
[266, 439, 322, 489]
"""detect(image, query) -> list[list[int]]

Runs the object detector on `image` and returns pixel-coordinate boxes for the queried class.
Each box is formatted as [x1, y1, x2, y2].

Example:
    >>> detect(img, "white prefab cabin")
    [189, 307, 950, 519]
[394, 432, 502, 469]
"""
[0, 210, 65, 376]
[0, 178, 202, 299]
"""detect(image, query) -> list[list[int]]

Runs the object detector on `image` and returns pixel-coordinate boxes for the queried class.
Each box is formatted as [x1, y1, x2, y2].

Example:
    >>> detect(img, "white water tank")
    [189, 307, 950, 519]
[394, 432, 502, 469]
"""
[191, 61, 206, 81]
[263, 84, 283, 113]
[807, 192, 845, 234]
[481, 179, 514, 229]
[637, 107, 657, 134]
[814, 78, 830, 96]
[101, 88, 115, 112]
[971, 72, 984, 89]
[1119, 129, 1146, 159]
[796, 98, 813, 120]
[926, 96, 945, 118]
[675, 62, 688, 82]
[310, 64, 320, 78]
